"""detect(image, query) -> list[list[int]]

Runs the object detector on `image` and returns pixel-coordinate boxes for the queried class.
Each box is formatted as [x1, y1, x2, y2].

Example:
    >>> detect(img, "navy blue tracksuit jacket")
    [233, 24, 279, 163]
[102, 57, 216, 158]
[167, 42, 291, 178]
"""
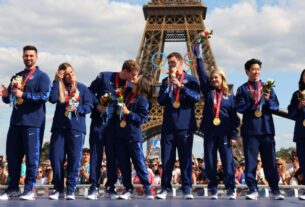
[2, 66, 50, 192]
[157, 72, 200, 194]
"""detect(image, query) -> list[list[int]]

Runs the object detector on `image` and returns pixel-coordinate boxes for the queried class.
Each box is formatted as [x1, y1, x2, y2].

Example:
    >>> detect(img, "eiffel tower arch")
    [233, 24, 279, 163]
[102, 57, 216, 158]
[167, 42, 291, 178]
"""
[136, 0, 244, 160]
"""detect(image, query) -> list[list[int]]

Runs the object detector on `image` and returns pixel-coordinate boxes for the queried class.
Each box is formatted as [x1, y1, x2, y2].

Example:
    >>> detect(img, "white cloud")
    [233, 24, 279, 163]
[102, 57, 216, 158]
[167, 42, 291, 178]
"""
[207, 0, 305, 72]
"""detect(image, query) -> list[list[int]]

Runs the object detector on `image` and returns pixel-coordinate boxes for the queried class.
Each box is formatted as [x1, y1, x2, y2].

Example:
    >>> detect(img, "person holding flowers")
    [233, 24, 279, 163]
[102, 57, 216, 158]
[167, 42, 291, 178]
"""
[287, 69, 305, 200]
[114, 75, 154, 200]
[193, 40, 240, 200]
[48, 63, 92, 200]
[236, 58, 284, 200]
[157, 52, 200, 200]
[86, 60, 140, 200]
[0, 45, 51, 201]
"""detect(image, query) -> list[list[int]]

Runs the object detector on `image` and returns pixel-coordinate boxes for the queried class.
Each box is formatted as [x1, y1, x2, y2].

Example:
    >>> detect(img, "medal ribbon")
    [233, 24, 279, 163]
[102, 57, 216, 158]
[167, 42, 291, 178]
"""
[121, 92, 137, 122]
[173, 71, 185, 104]
[22, 66, 37, 89]
[248, 81, 262, 108]
[213, 90, 223, 119]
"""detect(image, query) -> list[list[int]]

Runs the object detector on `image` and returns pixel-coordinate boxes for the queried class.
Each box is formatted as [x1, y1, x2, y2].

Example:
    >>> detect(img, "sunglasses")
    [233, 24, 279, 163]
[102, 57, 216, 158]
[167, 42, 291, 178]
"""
[38, 171, 43, 173]
[277, 163, 282, 166]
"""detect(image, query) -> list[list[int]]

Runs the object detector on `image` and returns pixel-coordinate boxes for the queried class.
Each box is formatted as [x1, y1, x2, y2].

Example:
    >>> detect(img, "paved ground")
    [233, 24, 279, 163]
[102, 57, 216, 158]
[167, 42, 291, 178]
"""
[0, 197, 303, 207]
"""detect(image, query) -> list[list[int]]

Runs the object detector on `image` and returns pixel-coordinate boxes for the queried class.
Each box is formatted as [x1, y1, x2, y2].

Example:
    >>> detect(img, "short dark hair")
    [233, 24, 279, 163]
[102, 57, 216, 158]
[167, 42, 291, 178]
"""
[298, 69, 305, 90]
[167, 52, 183, 61]
[23, 45, 38, 53]
[82, 148, 90, 154]
[137, 75, 154, 100]
[122, 60, 141, 73]
[244, 58, 262, 71]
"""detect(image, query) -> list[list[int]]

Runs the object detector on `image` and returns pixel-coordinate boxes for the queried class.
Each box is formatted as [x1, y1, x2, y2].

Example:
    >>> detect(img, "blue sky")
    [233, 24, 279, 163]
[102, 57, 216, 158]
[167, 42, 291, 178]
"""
[0, 0, 304, 157]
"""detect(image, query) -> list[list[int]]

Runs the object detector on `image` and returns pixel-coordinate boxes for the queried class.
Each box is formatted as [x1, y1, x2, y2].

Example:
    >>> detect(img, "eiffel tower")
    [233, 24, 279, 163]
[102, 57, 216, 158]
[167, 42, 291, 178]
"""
[136, 0, 243, 160]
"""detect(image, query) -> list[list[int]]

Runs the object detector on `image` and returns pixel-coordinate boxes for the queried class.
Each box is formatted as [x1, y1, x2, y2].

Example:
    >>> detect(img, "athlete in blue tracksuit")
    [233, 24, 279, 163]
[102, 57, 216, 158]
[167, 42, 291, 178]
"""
[0, 45, 50, 201]
[86, 60, 139, 200]
[115, 75, 154, 200]
[236, 58, 284, 200]
[193, 42, 240, 200]
[48, 63, 92, 200]
[157, 52, 200, 200]
[287, 69, 305, 200]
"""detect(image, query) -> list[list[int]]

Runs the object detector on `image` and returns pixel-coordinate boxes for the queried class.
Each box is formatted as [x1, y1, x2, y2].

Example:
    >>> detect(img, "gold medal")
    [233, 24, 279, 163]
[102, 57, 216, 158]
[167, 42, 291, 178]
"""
[65, 111, 69, 117]
[255, 109, 262, 118]
[16, 98, 24, 105]
[120, 120, 127, 128]
[303, 120, 305, 127]
[213, 118, 221, 126]
[173, 101, 181, 109]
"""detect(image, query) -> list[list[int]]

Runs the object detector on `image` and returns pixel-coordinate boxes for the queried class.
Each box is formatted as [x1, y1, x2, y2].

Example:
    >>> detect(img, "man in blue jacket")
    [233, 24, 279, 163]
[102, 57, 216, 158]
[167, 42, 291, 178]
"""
[0, 45, 51, 201]
[157, 52, 200, 200]
[236, 58, 284, 200]
[86, 60, 139, 200]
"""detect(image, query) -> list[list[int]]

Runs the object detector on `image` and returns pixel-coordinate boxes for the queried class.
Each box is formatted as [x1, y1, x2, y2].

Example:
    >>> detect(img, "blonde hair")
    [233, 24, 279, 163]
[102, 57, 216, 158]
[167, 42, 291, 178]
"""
[57, 63, 77, 103]
[210, 68, 230, 96]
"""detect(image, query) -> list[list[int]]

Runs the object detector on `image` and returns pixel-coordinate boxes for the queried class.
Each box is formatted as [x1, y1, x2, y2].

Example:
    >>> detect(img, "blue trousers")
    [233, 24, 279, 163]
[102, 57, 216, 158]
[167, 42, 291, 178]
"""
[296, 138, 305, 185]
[6, 126, 41, 192]
[89, 120, 117, 190]
[116, 140, 151, 191]
[49, 129, 84, 193]
[204, 135, 235, 193]
[161, 129, 193, 194]
[243, 135, 279, 192]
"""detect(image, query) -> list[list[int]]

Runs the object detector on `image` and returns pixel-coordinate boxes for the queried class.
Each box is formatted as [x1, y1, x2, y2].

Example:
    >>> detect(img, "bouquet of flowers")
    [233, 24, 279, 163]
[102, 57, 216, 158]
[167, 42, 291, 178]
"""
[263, 79, 275, 93]
[99, 92, 112, 107]
[297, 90, 305, 101]
[168, 67, 179, 78]
[116, 87, 125, 119]
[199, 28, 213, 43]
[65, 89, 80, 119]
[99, 92, 112, 123]
[11, 75, 24, 105]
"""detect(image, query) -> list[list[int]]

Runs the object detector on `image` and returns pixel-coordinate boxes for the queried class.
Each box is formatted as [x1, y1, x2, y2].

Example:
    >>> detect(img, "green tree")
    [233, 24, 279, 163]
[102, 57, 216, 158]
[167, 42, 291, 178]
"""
[276, 147, 296, 159]
[40, 141, 50, 161]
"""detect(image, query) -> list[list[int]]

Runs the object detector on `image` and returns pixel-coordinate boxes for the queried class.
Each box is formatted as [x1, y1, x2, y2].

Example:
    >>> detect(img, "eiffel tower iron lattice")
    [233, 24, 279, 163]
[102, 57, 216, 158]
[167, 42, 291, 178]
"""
[136, 0, 243, 161]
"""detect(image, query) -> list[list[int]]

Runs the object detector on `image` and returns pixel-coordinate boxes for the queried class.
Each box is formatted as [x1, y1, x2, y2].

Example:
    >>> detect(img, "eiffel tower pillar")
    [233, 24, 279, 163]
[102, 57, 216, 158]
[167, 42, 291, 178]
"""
[136, 0, 217, 82]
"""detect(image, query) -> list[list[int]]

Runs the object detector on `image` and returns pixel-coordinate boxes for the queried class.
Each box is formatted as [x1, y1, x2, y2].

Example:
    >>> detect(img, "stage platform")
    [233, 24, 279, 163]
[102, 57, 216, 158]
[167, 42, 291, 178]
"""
[0, 197, 303, 207]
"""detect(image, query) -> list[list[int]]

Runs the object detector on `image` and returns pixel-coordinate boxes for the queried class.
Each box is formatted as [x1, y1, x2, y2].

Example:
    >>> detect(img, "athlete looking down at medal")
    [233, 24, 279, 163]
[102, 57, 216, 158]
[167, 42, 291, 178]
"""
[157, 52, 200, 200]
[236, 58, 284, 200]
[193, 40, 240, 200]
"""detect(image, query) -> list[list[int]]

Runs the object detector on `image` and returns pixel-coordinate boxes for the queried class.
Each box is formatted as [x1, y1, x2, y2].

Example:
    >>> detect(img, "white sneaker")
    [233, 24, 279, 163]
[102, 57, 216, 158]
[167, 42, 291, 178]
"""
[227, 191, 237, 200]
[49, 191, 59, 200]
[210, 192, 218, 200]
[0, 193, 9, 201]
[66, 193, 75, 200]
[183, 193, 194, 200]
[299, 193, 305, 200]
[20, 191, 35, 201]
[86, 188, 98, 200]
[273, 192, 285, 200]
[119, 191, 131, 200]
[156, 189, 168, 200]
[246, 191, 258, 200]
[144, 190, 154, 200]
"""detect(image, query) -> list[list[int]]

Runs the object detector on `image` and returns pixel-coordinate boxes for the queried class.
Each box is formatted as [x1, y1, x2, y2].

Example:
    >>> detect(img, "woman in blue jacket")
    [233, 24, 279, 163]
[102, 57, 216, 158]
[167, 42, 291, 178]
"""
[193, 41, 240, 200]
[288, 69, 305, 200]
[48, 63, 92, 200]
[115, 75, 154, 200]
